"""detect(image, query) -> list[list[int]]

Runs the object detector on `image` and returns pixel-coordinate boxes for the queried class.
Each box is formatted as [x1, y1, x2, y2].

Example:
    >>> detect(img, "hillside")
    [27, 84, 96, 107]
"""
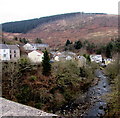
[2, 12, 118, 47]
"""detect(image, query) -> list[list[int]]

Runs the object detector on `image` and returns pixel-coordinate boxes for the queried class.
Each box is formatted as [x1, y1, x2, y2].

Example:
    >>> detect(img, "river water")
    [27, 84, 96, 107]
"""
[83, 69, 110, 117]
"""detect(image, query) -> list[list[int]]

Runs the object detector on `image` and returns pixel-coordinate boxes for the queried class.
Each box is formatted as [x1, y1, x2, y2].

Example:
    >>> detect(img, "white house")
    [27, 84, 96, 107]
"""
[0, 44, 10, 61]
[0, 44, 20, 61]
[28, 50, 44, 63]
[90, 55, 102, 63]
[54, 56, 60, 61]
[66, 56, 72, 60]
[23, 43, 36, 51]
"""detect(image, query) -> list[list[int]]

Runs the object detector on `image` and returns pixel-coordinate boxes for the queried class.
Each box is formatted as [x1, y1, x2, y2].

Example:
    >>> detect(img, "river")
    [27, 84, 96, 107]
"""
[83, 69, 110, 117]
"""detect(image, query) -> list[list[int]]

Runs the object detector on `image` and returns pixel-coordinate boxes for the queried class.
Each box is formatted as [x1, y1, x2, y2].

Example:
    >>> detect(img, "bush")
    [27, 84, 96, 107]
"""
[52, 60, 81, 102]
[18, 57, 32, 73]
[29, 76, 37, 81]
[104, 61, 119, 81]
[35, 102, 44, 109]
[16, 84, 32, 104]
[104, 59, 120, 117]
[83, 54, 91, 63]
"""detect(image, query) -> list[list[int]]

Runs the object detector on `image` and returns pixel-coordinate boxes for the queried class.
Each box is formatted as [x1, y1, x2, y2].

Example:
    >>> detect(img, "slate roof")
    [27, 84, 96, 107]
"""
[7, 45, 19, 50]
[0, 44, 8, 49]
[0, 44, 19, 50]
[0, 97, 57, 117]
[31, 44, 49, 47]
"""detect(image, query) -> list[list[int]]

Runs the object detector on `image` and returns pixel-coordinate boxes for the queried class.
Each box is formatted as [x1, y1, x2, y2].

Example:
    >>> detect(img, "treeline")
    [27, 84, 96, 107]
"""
[64, 38, 120, 58]
[2, 12, 106, 33]
[12, 37, 43, 44]
[2, 12, 81, 33]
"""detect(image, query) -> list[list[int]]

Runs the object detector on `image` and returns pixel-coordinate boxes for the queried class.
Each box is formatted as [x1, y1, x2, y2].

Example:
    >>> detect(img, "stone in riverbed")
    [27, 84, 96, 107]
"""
[99, 105, 104, 109]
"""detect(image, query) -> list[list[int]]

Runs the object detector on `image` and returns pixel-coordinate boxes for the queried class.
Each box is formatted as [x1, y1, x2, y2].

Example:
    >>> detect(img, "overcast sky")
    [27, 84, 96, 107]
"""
[0, 0, 119, 24]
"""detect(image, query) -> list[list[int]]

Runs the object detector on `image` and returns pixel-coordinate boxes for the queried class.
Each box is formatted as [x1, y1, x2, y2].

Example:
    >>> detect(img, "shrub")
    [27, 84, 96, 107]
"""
[104, 59, 120, 117]
[29, 75, 37, 81]
[52, 60, 81, 101]
[18, 57, 32, 73]
[104, 61, 119, 81]
[35, 102, 44, 109]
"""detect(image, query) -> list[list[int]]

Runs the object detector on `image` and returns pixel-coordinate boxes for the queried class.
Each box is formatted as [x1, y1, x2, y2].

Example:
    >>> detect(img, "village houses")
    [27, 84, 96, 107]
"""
[0, 43, 113, 66]
[90, 55, 102, 63]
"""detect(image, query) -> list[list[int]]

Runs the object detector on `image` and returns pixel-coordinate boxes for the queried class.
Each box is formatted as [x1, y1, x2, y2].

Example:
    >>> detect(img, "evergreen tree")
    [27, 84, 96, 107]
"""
[105, 42, 113, 58]
[74, 40, 82, 49]
[35, 38, 42, 44]
[86, 43, 96, 53]
[83, 54, 91, 63]
[13, 36, 18, 41]
[42, 50, 51, 76]
[19, 38, 28, 44]
[65, 40, 71, 46]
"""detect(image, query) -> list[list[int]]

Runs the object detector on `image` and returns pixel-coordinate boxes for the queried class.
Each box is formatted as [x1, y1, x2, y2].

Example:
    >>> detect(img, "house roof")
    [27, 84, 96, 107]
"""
[0, 44, 9, 49]
[1, 97, 57, 117]
[0, 44, 19, 50]
[28, 50, 43, 54]
[31, 43, 49, 47]
[36, 50, 43, 54]
[7, 45, 19, 50]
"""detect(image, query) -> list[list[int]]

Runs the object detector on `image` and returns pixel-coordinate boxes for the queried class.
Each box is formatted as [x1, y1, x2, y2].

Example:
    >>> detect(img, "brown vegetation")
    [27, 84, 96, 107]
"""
[2, 57, 98, 115]
[3, 14, 118, 48]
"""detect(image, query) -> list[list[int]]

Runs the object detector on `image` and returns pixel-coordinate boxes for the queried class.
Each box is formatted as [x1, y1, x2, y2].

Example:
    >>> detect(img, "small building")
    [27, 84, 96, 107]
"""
[90, 55, 102, 63]
[53, 51, 76, 62]
[28, 50, 44, 63]
[104, 58, 113, 65]
[23, 43, 36, 51]
[66, 56, 72, 60]
[23, 43, 49, 51]
[33, 44, 49, 50]
[54, 56, 59, 61]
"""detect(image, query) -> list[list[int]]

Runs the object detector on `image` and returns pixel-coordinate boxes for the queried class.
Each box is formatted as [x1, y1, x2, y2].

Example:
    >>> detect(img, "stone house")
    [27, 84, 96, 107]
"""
[7, 45, 20, 61]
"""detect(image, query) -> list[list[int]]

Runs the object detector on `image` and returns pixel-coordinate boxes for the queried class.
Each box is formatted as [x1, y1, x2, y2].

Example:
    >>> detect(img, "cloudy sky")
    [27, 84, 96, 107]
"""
[0, 0, 119, 24]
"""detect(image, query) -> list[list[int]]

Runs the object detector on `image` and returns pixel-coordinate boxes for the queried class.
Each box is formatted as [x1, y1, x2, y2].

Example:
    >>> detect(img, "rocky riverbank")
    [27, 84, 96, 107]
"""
[83, 69, 110, 117]
[57, 69, 110, 117]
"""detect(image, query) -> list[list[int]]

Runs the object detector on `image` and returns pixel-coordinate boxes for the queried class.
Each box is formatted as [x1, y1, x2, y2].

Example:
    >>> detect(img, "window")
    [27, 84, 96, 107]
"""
[14, 50, 16, 53]
[10, 55, 12, 59]
[14, 54, 16, 57]
[3, 54, 6, 57]
[10, 50, 11, 53]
